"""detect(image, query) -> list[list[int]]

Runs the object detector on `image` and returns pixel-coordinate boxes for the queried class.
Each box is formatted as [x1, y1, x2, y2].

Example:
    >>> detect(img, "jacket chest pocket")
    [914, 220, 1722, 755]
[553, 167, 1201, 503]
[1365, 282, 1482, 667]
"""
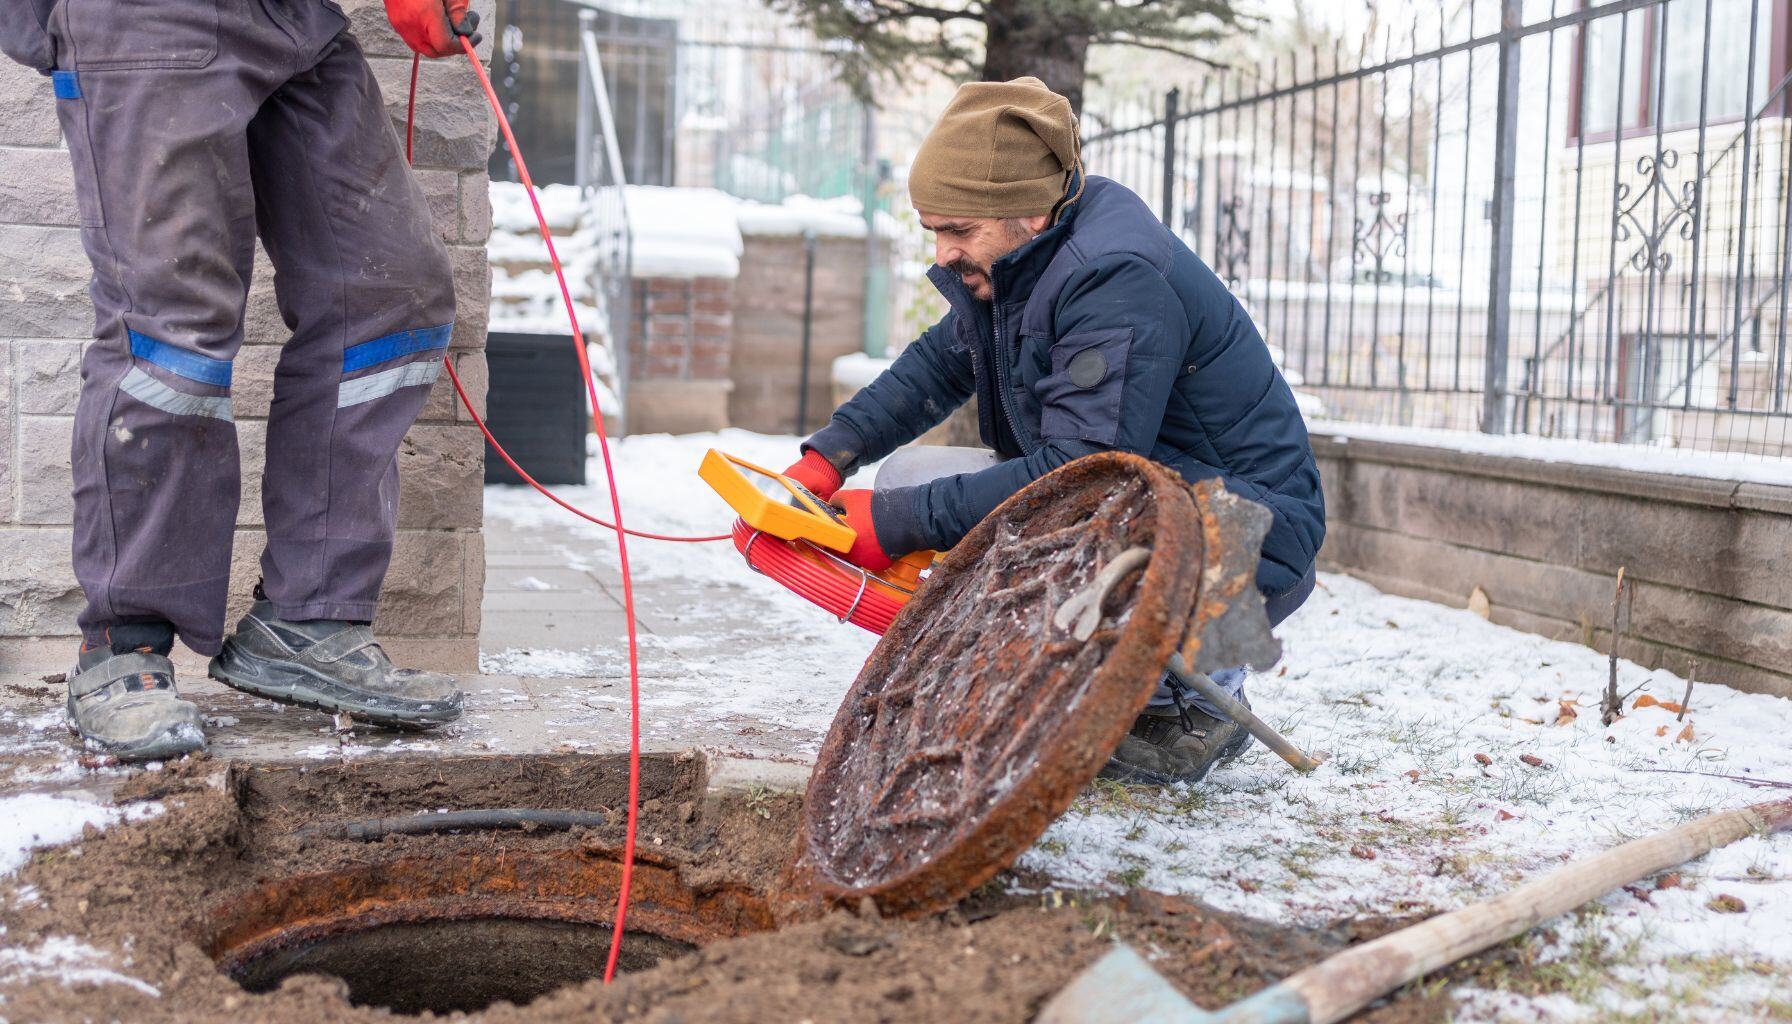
[61, 0, 219, 70]
[1037, 327, 1133, 447]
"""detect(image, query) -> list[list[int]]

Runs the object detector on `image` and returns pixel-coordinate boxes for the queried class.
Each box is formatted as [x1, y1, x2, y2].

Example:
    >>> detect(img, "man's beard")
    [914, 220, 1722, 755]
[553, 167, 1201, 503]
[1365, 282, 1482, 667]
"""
[947, 220, 1037, 285]
[948, 256, 988, 280]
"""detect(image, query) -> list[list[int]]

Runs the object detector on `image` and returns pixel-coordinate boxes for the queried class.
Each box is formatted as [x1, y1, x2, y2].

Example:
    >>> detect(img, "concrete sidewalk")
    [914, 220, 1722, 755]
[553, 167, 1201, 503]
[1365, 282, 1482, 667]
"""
[0, 508, 823, 800]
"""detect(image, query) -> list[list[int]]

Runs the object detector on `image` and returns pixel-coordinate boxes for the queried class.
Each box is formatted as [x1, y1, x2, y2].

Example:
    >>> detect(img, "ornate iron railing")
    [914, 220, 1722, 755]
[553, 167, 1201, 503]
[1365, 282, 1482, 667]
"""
[1082, 0, 1792, 458]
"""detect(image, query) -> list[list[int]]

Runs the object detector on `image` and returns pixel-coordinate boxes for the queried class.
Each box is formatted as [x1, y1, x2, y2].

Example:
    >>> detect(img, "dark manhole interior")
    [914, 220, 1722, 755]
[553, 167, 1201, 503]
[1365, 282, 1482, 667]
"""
[230, 917, 696, 1015]
[205, 755, 776, 1017]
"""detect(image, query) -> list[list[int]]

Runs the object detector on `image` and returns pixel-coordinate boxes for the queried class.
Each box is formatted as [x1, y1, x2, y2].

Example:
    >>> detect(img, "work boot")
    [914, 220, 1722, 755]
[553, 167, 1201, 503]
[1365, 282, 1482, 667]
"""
[209, 598, 463, 729]
[67, 624, 206, 763]
[1100, 694, 1255, 786]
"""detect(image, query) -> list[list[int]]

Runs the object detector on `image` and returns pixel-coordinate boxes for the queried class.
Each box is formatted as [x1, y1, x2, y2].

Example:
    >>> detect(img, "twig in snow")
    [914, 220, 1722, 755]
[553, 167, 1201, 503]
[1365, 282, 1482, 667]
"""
[1630, 768, 1792, 790]
[1677, 663, 1696, 723]
[1601, 568, 1627, 726]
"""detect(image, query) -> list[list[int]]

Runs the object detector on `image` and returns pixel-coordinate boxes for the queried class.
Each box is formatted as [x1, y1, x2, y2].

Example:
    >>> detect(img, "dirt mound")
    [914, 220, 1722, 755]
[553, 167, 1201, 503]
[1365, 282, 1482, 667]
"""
[0, 754, 1454, 1023]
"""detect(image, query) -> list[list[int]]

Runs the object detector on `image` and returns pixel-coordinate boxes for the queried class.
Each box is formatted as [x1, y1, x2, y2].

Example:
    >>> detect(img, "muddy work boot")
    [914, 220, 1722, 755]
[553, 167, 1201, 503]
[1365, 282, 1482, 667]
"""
[1100, 688, 1255, 786]
[210, 600, 462, 729]
[67, 627, 206, 762]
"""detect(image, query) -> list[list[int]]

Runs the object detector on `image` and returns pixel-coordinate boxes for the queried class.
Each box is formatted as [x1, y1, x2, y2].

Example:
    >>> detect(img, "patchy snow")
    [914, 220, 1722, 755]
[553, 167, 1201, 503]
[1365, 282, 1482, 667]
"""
[1314, 420, 1792, 484]
[1019, 572, 1792, 1021]
[0, 935, 159, 998]
[734, 193, 901, 240]
[489, 180, 585, 234]
[624, 185, 744, 279]
[0, 796, 118, 877]
[485, 429, 1792, 1021]
[831, 352, 891, 391]
[0, 796, 162, 878]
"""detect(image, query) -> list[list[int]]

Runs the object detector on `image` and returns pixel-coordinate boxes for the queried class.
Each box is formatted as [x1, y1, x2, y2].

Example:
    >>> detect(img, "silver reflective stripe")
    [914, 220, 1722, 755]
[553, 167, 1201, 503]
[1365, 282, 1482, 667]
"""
[337, 359, 441, 409]
[119, 366, 233, 421]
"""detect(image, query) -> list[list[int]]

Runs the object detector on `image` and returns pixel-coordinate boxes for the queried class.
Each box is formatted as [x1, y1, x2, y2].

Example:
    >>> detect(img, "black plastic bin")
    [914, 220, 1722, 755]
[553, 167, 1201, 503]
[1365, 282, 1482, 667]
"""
[481, 331, 588, 486]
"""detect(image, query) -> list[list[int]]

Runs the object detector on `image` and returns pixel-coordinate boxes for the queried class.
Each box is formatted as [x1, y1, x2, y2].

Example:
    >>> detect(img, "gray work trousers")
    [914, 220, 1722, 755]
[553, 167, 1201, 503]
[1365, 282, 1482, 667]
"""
[874, 446, 1316, 717]
[44, 0, 455, 655]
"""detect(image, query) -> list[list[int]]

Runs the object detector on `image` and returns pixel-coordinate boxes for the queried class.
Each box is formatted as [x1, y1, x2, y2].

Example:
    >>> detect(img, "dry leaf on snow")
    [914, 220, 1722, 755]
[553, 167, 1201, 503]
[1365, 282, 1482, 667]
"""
[1707, 893, 1747, 913]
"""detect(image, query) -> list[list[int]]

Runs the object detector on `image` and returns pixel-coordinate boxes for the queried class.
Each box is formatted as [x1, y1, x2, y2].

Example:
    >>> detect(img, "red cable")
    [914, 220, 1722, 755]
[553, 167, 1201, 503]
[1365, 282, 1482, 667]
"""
[406, 53, 418, 164]
[407, 59, 722, 546]
[443, 362, 729, 543]
[414, 43, 910, 981]
[430, 38, 641, 984]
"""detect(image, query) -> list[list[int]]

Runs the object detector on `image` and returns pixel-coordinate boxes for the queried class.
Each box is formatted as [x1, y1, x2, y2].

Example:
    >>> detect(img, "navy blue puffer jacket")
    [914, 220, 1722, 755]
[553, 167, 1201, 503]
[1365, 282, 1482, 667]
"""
[805, 175, 1324, 594]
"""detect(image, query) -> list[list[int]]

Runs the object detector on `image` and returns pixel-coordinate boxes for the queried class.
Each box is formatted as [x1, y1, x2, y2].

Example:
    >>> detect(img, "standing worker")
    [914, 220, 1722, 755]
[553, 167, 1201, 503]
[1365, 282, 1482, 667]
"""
[782, 77, 1325, 786]
[0, 0, 482, 761]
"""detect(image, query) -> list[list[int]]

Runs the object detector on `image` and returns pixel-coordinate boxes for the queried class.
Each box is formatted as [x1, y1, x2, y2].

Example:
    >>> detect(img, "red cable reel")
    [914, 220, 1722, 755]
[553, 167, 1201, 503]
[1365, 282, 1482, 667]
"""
[731, 520, 930, 636]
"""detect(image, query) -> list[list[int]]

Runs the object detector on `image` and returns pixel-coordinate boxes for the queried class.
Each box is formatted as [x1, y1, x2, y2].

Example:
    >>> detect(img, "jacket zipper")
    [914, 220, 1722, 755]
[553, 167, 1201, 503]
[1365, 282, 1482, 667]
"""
[988, 284, 1033, 457]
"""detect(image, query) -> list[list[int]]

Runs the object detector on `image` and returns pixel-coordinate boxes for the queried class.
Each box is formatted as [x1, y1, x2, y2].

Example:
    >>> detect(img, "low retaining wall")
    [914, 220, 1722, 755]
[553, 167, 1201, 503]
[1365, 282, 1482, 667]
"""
[1312, 430, 1792, 698]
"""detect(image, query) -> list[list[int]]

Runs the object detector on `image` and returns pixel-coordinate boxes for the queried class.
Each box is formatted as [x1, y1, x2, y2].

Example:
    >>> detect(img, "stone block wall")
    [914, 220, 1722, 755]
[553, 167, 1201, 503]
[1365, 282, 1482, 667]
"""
[1313, 431, 1792, 698]
[0, 3, 494, 671]
[627, 276, 734, 434]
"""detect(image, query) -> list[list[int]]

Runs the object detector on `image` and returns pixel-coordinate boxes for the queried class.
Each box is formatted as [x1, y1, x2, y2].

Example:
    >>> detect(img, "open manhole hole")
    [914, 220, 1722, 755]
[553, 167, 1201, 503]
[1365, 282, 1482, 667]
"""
[187, 754, 777, 1016]
[228, 917, 691, 1014]
[206, 848, 771, 1014]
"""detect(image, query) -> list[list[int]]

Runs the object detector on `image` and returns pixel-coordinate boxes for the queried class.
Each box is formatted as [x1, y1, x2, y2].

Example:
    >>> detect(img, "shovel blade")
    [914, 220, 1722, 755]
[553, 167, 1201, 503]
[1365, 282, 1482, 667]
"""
[1035, 945, 1202, 1024]
[1037, 945, 1314, 1024]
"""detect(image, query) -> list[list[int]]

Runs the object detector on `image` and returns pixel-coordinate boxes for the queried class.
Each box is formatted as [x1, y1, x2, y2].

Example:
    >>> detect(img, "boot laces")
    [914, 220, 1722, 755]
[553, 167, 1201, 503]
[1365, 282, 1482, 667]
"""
[1165, 675, 1202, 736]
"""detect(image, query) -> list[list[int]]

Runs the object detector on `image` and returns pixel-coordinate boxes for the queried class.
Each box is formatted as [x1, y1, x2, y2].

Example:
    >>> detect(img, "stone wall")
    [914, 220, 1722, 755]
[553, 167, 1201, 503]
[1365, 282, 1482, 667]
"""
[627, 275, 734, 435]
[730, 233, 880, 435]
[0, 2, 494, 671]
[1313, 431, 1792, 698]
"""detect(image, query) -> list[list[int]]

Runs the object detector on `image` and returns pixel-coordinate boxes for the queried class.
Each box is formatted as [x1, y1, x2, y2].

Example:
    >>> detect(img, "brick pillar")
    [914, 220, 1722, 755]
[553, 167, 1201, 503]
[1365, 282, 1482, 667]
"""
[626, 275, 736, 434]
[0, 5, 494, 671]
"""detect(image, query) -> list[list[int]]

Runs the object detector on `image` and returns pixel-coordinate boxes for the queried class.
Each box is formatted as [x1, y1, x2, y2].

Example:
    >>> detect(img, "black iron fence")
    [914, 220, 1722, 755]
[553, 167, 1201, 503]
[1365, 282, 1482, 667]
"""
[1083, 0, 1792, 459]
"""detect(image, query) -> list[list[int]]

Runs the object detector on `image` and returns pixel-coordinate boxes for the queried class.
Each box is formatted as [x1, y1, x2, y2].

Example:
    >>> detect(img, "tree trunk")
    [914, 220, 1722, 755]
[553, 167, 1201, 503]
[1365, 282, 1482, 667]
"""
[980, 0, 1091, 116]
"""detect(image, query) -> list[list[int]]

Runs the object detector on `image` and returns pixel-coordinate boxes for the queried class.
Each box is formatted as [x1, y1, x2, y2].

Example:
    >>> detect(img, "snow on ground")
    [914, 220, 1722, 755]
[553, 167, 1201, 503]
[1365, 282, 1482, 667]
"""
[0, 795, 121, 877]
[483, 430, 879, 750]
[0, 934, 159, 998]
[486, 430, 1792, 1021]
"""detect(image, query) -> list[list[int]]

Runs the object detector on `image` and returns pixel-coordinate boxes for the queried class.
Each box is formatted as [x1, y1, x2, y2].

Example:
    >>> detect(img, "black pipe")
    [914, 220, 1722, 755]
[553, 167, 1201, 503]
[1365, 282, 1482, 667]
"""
[796, 227, 818, 434]
[297, 808, 615, 842]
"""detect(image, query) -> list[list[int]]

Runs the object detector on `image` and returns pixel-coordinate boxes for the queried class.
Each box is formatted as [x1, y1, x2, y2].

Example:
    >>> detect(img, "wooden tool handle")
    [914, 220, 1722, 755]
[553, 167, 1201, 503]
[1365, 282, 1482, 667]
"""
[1291, 796, 1792, 1024]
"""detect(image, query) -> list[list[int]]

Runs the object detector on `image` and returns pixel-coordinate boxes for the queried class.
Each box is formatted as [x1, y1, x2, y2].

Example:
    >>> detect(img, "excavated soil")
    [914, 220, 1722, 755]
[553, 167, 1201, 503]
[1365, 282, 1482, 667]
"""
[0, 754, 1458, 1022]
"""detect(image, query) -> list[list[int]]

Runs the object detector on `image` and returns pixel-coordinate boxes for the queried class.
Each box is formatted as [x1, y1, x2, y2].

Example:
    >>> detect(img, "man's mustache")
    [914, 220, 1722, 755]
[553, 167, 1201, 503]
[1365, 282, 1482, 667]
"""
[949, 258, 987, 279]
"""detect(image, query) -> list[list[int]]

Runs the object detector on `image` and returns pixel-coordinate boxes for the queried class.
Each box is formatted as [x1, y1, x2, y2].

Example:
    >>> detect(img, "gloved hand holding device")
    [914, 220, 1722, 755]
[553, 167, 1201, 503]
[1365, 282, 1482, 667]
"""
[782, 450, 844, 502]
[830, 489, 895, 572]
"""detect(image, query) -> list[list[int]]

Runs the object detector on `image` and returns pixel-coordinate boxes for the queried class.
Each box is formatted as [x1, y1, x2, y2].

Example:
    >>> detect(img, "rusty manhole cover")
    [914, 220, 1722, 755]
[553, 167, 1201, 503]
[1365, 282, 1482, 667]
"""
[788, 453, 1209, 916]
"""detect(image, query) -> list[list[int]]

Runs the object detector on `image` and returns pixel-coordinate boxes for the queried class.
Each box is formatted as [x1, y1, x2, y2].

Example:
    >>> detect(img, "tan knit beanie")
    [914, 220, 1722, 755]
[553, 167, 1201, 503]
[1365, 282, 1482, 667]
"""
[908, 76, 1080, 219]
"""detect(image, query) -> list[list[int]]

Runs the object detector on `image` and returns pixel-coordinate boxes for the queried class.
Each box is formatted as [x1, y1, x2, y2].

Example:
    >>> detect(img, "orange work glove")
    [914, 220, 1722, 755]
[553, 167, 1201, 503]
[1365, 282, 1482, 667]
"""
[782, 450, 843, 501]
[831, 489, 893, 572]
[385, 0, 480, 59]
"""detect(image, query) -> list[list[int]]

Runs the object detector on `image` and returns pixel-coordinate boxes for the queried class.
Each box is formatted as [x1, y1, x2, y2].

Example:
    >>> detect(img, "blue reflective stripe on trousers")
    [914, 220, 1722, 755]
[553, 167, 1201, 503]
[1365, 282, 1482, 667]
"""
[128, 330, 233, 387]
[341, 323, 453, 373]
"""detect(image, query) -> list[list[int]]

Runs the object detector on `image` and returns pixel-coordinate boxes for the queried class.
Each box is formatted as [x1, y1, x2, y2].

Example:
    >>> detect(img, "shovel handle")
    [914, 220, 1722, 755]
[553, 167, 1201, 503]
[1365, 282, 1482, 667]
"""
[1167, 653, 1322, 774]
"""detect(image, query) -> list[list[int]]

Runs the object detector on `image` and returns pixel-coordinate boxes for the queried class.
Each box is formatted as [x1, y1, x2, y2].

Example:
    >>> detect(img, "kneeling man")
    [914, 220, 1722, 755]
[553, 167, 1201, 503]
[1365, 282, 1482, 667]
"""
[781, 77, 1325, 785]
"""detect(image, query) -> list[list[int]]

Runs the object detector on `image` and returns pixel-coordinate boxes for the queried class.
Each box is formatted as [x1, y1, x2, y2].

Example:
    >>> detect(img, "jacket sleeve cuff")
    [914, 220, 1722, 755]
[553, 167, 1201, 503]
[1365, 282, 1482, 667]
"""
[870, 485, 935, 558]
[802, 418, 869, 475]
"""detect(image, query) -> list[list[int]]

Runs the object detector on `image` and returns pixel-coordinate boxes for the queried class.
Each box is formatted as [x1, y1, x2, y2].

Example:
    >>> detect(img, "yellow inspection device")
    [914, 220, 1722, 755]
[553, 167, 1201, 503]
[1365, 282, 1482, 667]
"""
[698, 449, 857, 554]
